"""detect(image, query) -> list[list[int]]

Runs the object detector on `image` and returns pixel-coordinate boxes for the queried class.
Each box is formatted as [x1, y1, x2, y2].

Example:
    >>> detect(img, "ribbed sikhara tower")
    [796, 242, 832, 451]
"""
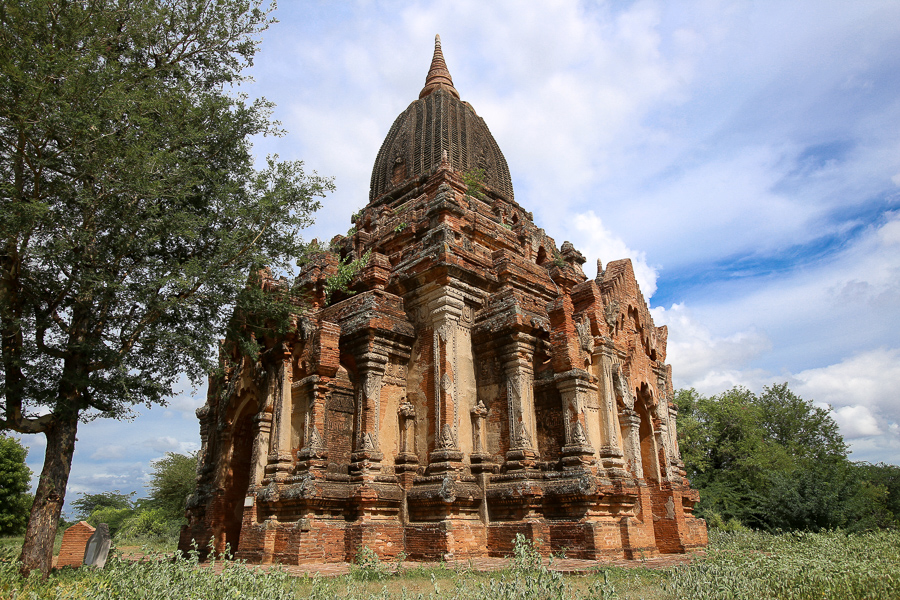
[181, 36, 707, 564]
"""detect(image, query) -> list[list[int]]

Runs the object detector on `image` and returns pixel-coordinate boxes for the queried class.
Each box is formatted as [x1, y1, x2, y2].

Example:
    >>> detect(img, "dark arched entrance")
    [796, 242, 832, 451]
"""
[220, 406, 254, 554]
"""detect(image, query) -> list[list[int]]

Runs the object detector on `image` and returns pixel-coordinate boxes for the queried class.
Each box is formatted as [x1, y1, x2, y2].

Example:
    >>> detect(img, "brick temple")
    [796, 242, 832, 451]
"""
[180, 36, 707, 564]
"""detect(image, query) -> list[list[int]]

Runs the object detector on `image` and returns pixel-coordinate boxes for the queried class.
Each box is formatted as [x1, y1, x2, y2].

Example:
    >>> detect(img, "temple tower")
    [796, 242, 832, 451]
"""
[180, 35, 707, 564]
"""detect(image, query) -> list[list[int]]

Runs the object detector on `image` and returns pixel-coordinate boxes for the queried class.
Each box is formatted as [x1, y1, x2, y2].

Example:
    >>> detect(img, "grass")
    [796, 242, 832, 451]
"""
[1, 529, 65, 558]
[1, 529, 898, 599]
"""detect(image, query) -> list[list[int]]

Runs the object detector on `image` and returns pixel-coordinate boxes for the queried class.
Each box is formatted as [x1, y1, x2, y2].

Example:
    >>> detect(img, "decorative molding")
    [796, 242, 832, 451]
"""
[307, 426, 326, 451]
[439, 423, 456, 449]
[572, 421, 588, 446]
[575, 316, 594, 355]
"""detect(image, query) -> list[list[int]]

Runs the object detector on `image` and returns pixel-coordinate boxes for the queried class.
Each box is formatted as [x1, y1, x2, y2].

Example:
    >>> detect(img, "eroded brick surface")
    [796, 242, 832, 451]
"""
[57, 521, 95, 568]
[180, 35, 706, 566]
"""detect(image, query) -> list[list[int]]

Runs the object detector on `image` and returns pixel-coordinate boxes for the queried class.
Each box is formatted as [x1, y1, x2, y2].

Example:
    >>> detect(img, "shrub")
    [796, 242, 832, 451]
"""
[87, 506, 134, 537]
[116, 508, 173, 541]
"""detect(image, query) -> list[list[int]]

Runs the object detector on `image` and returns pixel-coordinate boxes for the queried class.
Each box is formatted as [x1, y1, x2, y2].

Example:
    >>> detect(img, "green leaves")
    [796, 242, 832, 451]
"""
[1, 0, 332, 427]
[145, 451, 198, 521]
[676, 384, 899, 532]
[324, 250, 370, 303]
[0, 435, 31, 535]
[1, 1, 330, 574]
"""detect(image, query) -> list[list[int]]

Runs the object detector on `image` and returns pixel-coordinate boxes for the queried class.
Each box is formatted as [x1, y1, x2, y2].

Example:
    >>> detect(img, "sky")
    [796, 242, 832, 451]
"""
[13, 0, 900, 512]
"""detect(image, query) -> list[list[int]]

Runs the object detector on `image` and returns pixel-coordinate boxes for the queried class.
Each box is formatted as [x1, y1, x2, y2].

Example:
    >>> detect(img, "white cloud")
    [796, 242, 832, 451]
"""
[90, 445, 127, 460]
[791, 348, 900, 415]
[652, 302, 771, 390]
[832, 405, 883, 439]
[665, 212, 900, 377]
[878, 214, 900, 245]
[168, 393, 205, 419]
[143, 437, 199, 455]
[572, 210, 658, 297]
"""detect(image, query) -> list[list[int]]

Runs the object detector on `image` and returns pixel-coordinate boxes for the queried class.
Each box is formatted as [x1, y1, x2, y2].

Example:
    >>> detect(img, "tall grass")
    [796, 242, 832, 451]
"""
[663, 528, 900, 600]
[0, 529, 897, 599]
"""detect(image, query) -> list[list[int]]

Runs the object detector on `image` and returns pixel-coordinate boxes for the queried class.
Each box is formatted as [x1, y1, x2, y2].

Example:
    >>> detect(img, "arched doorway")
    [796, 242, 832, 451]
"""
[220, 399, 255, 554]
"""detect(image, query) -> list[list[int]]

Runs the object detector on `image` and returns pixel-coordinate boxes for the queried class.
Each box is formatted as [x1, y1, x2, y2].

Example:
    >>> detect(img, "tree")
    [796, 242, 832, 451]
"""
[0, 434, 31, 535]
[146, 451, 197, 521]
[70, 490, 133, 522]
[675, 384, 858, 530]
[850, 462, 900, 529]
[755, 383, 847, 461]
[0, 0, 332, 576]
[675, 386, 777, 525]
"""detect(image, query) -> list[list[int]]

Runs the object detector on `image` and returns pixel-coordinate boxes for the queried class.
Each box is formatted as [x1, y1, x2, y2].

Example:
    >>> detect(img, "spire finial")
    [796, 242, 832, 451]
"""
[420, 34, 460, 99]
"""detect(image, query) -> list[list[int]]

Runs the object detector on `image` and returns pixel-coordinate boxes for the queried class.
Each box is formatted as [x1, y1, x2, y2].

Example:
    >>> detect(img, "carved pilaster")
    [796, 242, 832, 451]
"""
[667, 402, 688, 480]
[469, 399, 493, 473]
[596, 351, 628, 478]
[556, 371, 599, 471]
[395, 398, 419, 473]
[266, 346, 294, 481]
[618, 408, 643, 479]
[249, 412, 273, 487]
[651, 370, 677, 482]
[350, 352, 387, 479]
[294, 375, 329, 477]
[499, 335, 539, 470]
[427, 293, 465, 474]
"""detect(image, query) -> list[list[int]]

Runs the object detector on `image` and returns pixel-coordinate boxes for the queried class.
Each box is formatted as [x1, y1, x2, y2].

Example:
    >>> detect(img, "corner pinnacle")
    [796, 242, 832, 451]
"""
[419, 34, 460, 100]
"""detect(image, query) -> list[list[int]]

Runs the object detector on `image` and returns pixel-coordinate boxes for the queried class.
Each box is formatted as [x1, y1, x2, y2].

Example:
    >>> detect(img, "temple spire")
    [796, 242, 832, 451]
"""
[419, 34, 460, 99]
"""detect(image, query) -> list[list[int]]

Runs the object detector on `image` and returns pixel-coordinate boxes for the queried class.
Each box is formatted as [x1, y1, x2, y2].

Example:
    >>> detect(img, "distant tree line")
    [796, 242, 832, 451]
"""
[65, 452, 197, 544]
[676, 383, 899, 532]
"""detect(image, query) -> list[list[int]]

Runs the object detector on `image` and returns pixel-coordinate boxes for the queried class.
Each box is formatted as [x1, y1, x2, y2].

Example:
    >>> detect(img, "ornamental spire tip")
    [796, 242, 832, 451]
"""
[420, 34, 459, 100]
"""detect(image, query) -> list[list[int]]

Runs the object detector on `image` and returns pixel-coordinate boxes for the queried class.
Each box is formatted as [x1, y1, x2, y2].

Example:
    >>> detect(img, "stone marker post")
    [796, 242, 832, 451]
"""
[83, 523, 112, 569]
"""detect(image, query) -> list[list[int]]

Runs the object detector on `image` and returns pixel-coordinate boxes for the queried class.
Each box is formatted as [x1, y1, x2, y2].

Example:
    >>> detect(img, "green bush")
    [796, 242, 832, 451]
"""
[116, 508, 171, 540]
[87, 507, 134, 537]
[349, 544, 387, 581]
[705, 510, 751, 532]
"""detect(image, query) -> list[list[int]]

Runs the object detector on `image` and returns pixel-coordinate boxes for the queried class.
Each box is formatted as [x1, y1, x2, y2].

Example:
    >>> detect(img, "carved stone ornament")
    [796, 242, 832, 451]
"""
[307, 426, 326, 451]
[437, 322, 453, 343]
[298, 316, 316, 340]
[572, 421, 588, 446]
[364, 373, 382, 401]
[440, 372, 453, 391]
[398, 399, 416, 419]
[575, 316, 594, 355]
[516, 422, 531, 448]
[439, 423, 457, 449]
[604, 301, 620, 334]
[471, 398, 488, 418]
[362, 432, 378, 452]
[612, 364, 635, 409]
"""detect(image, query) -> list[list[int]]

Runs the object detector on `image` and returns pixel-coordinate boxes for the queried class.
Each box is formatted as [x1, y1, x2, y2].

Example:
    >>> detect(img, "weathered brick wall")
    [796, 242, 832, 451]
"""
[405, 523, 451, 560]
[57, 521, 95, 567]
[179, 38, 708, 566]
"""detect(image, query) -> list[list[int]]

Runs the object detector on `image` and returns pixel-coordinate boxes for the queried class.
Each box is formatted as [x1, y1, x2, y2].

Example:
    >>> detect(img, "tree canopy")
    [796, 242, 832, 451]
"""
[0, 434, 31, 535]
[71, 490, 134, 522]
[0, 0, 331, 575]
[146, 451, 198, 521]
[676, 384, 899, 532]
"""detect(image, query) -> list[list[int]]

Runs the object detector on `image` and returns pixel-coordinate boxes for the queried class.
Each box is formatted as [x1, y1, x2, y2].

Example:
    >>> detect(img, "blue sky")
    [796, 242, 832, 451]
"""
[15, 0, 900, 511]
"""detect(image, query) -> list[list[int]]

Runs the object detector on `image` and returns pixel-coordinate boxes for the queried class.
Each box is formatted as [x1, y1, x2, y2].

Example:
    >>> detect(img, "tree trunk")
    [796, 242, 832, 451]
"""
[18, 411, 79, 578]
